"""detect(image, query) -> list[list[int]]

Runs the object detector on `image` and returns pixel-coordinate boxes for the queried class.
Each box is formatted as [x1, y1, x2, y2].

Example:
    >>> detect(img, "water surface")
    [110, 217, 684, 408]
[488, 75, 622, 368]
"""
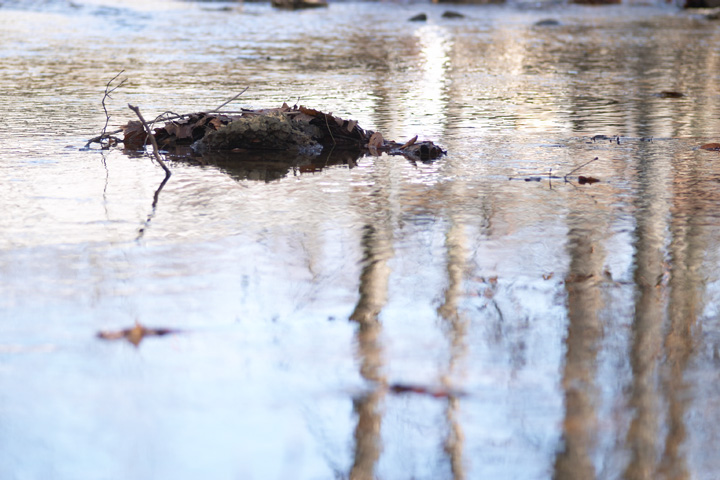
[2, 1, 720, 479]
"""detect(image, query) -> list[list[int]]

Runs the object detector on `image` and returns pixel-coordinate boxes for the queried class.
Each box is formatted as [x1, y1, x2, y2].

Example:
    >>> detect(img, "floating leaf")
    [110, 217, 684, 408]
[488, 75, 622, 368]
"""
[700, 143, 720, 151]
[578, 175, 600, 184]
[389, 383, 464, 398]
[97, 322, 178, 347]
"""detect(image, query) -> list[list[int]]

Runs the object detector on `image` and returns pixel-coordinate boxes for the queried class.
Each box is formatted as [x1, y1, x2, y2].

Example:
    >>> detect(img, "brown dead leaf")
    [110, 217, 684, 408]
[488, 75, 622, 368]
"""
[208, 117, 225, 130]
[399, 135, 418, 150]
[543, 272, 554, 281]
[299, 106, 321, 117]
[368, 131, 384, 148]
[368, 131, 384, 156]
[163, 122, 195, 140]
[122, 120, 148, 149]
[700, 143, 720, 151]
[293, 112, 316, 124]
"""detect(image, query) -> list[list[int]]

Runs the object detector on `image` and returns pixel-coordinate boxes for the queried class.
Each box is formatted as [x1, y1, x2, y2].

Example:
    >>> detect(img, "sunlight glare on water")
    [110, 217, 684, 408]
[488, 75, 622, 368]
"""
[2, 0, 720, 479]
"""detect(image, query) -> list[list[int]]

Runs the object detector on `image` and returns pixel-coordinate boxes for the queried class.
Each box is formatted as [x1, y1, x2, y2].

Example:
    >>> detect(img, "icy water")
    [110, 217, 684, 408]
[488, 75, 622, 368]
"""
[2, 0, 720, 479]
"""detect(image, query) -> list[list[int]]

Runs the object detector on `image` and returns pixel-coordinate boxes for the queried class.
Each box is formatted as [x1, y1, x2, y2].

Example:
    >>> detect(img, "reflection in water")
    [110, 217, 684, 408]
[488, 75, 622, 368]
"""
[624, 147, 669, 480]
[408, 25, 452, 139]
[437, 213, 468, 480]
[554, 203, 608, 479]
[348, 158, 394, 480]
[177, 148, 363, 183]
[656, 157, 708, 480]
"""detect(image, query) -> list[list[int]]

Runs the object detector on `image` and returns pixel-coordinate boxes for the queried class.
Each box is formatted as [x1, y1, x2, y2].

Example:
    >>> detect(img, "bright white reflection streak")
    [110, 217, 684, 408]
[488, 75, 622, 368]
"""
[405, 25, 452, 140]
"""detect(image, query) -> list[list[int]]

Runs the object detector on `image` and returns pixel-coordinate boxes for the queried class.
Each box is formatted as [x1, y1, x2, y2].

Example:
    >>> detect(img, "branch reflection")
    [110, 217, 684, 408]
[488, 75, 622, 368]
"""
[554, 206, 608, 479]
[624, 149, 668, 480]
[657, 157, 708, 480]
[437, 213, 468, 480]
[348, 157, 394, 480]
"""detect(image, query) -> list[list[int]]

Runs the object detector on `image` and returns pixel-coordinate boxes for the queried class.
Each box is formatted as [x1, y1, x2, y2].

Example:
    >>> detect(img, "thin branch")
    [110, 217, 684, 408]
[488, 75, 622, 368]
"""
[207, 87, 249, 113]
[324, 113, 336, 146]
[84, 128, 123, 149]
[564, 157, 599, 181]
[131, 87, 248, 127]
[128, 104, 172, 179]
[100, 70, 127, 148]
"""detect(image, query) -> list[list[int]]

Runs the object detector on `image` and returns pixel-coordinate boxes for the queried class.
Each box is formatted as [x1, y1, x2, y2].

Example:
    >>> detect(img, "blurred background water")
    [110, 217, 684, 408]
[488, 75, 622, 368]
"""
[2, 0, 720, 478]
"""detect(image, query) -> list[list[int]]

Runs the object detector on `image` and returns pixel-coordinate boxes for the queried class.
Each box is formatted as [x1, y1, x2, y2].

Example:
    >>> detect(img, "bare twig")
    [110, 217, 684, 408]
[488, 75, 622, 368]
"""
[100, 70, 127, 148]
[208, 87, 249, 112]
[128, 104, 172, 179]
[564, 157, 599, 181]
[84, 128, 123, 149]
[324, 113, 336, 146]
[128, 87, 248, 127]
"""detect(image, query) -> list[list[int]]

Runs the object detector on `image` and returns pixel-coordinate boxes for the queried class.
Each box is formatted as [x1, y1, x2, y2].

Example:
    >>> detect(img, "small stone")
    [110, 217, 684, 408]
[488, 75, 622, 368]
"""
[534, 18, 560, 27]
[442, 10, 465, 19]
